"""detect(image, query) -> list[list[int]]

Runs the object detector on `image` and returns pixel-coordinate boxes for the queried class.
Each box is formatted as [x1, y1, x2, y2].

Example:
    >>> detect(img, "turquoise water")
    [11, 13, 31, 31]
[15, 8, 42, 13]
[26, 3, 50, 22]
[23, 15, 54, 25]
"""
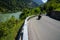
[0, 12, 22, 22]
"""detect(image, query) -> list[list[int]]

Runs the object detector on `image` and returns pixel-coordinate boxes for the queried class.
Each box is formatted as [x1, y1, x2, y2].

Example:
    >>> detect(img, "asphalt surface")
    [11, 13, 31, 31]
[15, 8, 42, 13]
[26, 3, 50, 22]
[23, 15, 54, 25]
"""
[28, 16, 60, 40]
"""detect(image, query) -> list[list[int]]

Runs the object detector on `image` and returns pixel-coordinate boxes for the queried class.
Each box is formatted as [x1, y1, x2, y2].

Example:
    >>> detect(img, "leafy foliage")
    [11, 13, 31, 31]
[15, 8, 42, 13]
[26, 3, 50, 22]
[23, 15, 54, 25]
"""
[40, 0, 60, 13]
[0, 16, 20, 40]
[0, 0, 32, 13]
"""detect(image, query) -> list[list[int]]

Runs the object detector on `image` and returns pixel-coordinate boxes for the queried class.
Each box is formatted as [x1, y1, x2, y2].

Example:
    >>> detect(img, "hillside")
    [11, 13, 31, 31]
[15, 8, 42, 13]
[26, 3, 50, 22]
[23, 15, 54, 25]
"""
[40, 0, 60, 12]
[0, 0, 38, 13]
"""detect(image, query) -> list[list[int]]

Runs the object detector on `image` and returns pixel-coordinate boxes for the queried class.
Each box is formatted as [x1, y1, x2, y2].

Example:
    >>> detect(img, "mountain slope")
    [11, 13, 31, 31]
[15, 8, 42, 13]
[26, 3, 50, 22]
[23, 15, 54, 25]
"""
[0, 0, 38, 13]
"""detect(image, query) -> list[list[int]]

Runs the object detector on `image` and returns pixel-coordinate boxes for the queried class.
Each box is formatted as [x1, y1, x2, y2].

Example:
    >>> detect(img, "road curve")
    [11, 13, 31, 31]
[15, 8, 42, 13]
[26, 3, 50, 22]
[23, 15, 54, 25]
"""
[27, 16, 60, 40]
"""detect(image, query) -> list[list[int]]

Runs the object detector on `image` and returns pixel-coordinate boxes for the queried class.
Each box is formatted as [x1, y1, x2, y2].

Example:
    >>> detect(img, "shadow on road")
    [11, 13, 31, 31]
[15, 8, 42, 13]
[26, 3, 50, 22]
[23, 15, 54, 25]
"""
[46, 11, 60, 21]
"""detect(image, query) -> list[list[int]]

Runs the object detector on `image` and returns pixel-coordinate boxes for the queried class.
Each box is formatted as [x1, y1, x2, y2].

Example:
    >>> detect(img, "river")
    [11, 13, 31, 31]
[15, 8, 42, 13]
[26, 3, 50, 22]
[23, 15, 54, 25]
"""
[0, 12, 22, 22]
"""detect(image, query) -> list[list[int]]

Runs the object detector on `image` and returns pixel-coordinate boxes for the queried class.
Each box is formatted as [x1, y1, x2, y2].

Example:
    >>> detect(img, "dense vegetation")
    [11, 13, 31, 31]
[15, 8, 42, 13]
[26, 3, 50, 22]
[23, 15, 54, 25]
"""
[40, 0, 60, 12]
[0, 16, 24, 40]
[0, 0, 38, 13]
[0, 0, 32, 13]
[0, 0, 60, 13]
[20, 0, 60, 17]
[0, 0, 60, 40]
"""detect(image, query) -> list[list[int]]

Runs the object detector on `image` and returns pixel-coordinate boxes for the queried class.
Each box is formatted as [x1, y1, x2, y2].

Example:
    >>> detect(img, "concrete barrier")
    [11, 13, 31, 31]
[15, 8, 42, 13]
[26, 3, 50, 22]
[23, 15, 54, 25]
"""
[23, 15, 36, 40]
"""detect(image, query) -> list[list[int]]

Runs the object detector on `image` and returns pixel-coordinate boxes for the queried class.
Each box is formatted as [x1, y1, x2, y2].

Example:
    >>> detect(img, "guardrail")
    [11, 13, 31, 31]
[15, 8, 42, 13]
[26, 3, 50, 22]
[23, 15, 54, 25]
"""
[23, 15, 36, 40]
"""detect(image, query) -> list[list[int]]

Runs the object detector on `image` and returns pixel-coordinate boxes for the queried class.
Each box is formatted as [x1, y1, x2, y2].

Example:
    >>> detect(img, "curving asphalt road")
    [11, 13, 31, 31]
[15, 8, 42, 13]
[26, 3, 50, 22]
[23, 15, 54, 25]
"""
[28, 16, 60, 40]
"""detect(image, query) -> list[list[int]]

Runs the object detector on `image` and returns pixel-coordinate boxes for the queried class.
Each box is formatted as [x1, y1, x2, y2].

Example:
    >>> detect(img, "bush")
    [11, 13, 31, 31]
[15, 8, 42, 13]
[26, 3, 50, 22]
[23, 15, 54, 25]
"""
[0, 22, 9, 38]
[0, 16, 20, 40]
